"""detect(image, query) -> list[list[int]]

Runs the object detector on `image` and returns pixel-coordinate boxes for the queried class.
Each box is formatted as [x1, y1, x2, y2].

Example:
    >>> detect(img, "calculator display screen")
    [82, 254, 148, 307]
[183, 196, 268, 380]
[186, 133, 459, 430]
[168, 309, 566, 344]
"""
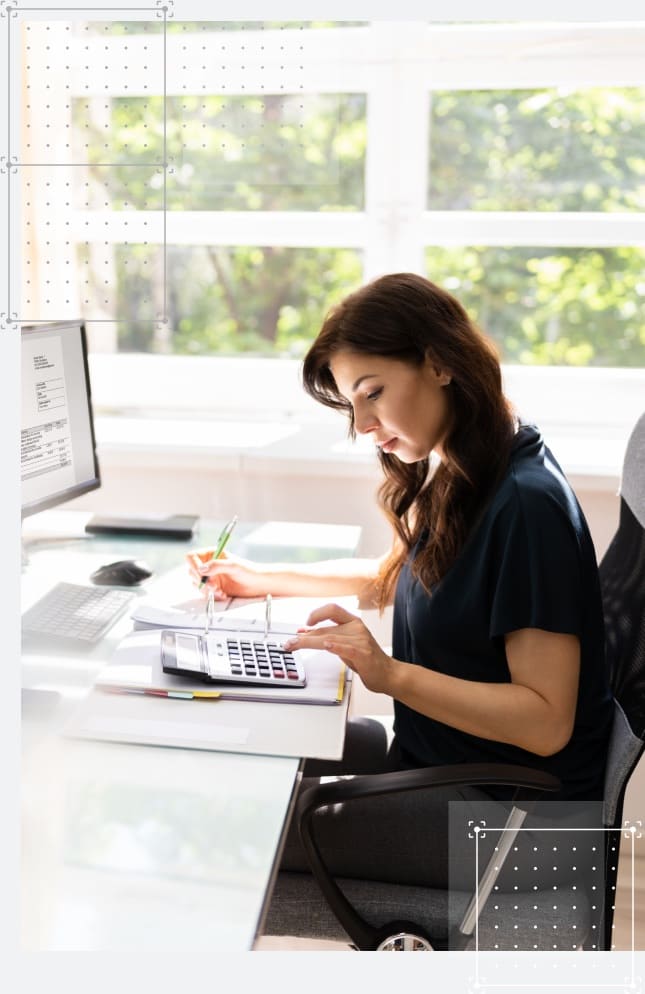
[174, 633, 202, 673]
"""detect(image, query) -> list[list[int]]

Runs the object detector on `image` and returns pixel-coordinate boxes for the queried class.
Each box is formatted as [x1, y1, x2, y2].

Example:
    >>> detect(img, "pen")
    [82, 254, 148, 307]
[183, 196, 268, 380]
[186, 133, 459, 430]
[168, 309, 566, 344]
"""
[264, 593, 272, 640]
[204, 588, 215, 636]
[199, 514, 238, 589]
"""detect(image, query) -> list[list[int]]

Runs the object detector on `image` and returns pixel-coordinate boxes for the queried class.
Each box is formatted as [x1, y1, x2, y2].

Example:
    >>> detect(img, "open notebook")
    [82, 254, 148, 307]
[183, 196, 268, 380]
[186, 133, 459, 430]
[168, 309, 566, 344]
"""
[130, 592, 356, 637]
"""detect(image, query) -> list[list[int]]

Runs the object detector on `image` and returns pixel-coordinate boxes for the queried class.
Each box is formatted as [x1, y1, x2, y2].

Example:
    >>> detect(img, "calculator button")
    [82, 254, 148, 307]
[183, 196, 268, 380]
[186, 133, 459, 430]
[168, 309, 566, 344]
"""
[207, 635, 305, 686]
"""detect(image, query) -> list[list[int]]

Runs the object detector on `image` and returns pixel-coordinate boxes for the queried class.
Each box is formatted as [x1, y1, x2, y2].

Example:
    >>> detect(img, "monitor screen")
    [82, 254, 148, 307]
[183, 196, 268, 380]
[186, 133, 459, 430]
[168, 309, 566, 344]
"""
[21, 320, 100, 518]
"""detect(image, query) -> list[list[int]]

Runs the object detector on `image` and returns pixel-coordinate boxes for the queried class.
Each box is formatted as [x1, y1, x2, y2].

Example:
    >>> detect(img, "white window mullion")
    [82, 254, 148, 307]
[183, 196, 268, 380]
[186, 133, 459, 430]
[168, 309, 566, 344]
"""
[422, 211, 645, 247]
[72, 26, 377, 98]
[364, 23, 429, 278]
[72, 210, 367, 247]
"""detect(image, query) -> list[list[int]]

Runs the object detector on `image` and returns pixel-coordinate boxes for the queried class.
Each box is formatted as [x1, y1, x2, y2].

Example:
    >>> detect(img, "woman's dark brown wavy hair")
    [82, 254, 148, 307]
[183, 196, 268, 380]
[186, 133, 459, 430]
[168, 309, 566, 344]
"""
[302, 273, 516, 611]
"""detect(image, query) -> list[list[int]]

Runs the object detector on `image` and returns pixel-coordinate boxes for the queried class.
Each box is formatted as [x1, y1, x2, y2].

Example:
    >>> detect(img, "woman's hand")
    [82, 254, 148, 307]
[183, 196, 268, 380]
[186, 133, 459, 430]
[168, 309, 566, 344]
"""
[185, 549, 270, 600]
[283, 603, 396, 696]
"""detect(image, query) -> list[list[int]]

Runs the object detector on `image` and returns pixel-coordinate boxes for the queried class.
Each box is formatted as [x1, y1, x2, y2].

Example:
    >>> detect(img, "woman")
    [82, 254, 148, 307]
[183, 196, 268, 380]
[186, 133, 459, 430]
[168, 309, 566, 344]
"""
[188, 273, 613, 900]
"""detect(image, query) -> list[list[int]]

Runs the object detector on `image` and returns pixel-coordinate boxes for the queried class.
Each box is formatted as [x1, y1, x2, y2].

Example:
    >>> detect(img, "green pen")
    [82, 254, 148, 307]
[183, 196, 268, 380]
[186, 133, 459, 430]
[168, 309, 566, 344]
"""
[198, 514, 238, 589]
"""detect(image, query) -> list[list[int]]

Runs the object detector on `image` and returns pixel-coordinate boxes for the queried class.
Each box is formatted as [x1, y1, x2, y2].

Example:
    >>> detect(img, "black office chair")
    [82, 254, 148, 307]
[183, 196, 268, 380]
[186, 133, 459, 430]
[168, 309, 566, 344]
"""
[264, 411, 645, 951]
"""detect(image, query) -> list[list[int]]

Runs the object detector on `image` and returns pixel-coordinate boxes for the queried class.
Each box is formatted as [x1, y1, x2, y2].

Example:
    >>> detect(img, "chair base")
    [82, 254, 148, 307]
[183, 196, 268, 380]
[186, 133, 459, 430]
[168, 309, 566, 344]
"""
[264, 870, 594, 951]
[377, 932, 435, 951]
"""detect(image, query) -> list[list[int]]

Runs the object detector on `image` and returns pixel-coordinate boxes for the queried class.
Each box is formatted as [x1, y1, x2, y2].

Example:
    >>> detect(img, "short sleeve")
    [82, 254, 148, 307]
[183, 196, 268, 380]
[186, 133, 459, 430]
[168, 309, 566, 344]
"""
[488, 483, 584, 639]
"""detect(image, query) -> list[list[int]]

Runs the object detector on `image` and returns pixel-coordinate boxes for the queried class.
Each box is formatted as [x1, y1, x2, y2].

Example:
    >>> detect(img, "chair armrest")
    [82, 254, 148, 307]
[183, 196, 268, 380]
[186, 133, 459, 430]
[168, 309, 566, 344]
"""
[296, 762, 561, 951]
[297, 762, 560, 818]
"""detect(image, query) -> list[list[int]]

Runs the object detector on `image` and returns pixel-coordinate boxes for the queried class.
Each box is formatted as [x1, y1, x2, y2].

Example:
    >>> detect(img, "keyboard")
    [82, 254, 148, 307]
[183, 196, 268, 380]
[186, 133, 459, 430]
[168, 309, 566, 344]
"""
[22, 582, 135, 645]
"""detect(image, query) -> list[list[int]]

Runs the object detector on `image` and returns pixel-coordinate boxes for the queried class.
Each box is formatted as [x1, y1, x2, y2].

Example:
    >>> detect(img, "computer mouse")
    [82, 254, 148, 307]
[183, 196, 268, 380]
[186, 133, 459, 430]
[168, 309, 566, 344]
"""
[90, 559, 153, 586]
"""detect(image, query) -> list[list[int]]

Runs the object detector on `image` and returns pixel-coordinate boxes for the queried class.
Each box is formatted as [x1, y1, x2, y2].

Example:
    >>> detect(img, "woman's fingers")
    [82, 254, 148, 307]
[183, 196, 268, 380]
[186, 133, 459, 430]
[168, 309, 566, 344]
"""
[197, 552, 232, 573]
[322, 636, 359, 659]
[283, 628, 365, 653]
[282, 619, 390, 695]
[186, 552, 203, 572]
[186, 550, 214, 580]
[282, 630, 327, 651]
[186, 550, 234, 583]
[305, 603, 359, 627]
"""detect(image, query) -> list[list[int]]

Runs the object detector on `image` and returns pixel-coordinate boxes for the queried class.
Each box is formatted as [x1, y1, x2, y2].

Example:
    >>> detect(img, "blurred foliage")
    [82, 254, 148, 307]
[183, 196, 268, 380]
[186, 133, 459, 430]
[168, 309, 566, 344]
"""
[91, 244, 363, 356]
[74, 38, 645, 364]
[429, 88, 645, 212]
[426, 246, 645, 366]
[74, 94, 365, 211]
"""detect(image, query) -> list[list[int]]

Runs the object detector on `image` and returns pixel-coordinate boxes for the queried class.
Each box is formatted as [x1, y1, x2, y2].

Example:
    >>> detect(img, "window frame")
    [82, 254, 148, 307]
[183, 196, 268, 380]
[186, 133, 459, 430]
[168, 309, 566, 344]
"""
[19, 19, 645, 439]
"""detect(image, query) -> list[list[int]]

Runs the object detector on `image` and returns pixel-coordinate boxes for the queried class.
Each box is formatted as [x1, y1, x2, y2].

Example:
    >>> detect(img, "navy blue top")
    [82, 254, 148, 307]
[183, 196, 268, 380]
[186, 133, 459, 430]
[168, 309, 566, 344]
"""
[392, 425, 613, 801]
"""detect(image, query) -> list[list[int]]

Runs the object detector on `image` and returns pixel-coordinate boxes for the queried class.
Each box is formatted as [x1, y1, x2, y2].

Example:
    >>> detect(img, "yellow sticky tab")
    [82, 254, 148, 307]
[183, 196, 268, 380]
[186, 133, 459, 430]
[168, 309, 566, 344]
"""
[336, 666, 346, 702]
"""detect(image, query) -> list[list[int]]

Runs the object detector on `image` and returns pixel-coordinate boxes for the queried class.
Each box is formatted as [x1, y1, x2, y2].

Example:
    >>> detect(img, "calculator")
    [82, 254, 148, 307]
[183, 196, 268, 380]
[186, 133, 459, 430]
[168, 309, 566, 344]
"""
[160, 630, 307, 688]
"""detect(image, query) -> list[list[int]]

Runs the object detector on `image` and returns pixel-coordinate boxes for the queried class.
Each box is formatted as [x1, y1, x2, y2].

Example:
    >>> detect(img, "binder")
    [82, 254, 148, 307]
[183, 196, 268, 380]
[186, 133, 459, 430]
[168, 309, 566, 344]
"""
[130, 593, 355, 637]
[94, 626, 348, 706]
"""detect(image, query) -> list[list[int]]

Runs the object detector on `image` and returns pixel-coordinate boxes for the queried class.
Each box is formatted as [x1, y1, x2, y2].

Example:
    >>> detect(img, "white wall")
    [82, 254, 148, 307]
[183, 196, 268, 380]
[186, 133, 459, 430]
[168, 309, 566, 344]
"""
[73, 427, 621, 561]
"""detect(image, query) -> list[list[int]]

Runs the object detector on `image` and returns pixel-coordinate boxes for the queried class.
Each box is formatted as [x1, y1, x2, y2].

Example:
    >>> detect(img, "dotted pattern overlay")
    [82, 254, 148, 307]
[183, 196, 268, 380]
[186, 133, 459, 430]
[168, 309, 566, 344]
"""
[459, 818, 644, 992]
[2, 6, 315, 333]
[2, 1, 172, 330]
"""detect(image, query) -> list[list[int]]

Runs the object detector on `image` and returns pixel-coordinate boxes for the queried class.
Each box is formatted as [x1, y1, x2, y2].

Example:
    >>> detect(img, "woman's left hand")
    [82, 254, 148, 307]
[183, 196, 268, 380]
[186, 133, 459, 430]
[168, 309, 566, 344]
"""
[283, 603, 395, 696]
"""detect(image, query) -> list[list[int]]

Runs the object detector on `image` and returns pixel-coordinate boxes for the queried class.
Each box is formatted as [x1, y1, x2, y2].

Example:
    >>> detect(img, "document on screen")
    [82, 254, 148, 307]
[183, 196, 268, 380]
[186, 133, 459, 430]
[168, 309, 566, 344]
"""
[21, 332, 76, 502]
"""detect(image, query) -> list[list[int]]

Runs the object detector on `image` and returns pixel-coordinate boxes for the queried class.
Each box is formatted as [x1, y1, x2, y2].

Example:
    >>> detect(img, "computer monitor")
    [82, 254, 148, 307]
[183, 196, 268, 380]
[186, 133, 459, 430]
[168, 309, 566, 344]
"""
[21, 320, 100, 518]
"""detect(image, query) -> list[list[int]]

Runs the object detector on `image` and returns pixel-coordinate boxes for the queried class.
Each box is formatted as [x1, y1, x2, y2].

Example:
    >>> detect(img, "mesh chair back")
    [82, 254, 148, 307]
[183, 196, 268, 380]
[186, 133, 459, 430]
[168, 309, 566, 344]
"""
[600, 412, 645, 748]
[598, 413, 645, 950]
[604, 700, 643, 828]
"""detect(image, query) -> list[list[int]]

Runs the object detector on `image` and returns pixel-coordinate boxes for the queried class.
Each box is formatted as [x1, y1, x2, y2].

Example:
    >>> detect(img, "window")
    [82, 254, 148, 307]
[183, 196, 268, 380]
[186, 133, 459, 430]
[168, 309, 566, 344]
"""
[426, 245, 644, 366]
[426, 86, 645, 367]
[15, 19, 645, 422]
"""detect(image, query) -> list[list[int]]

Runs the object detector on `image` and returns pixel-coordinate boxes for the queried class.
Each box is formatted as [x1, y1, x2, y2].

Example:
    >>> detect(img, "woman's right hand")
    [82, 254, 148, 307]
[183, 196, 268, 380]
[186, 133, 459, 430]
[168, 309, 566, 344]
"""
[186, 549, 271, 600]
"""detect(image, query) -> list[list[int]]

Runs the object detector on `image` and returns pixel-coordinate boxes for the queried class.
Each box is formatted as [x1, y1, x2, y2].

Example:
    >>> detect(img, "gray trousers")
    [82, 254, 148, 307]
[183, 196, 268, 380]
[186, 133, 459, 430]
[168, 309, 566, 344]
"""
[280, 718, 604, 894]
